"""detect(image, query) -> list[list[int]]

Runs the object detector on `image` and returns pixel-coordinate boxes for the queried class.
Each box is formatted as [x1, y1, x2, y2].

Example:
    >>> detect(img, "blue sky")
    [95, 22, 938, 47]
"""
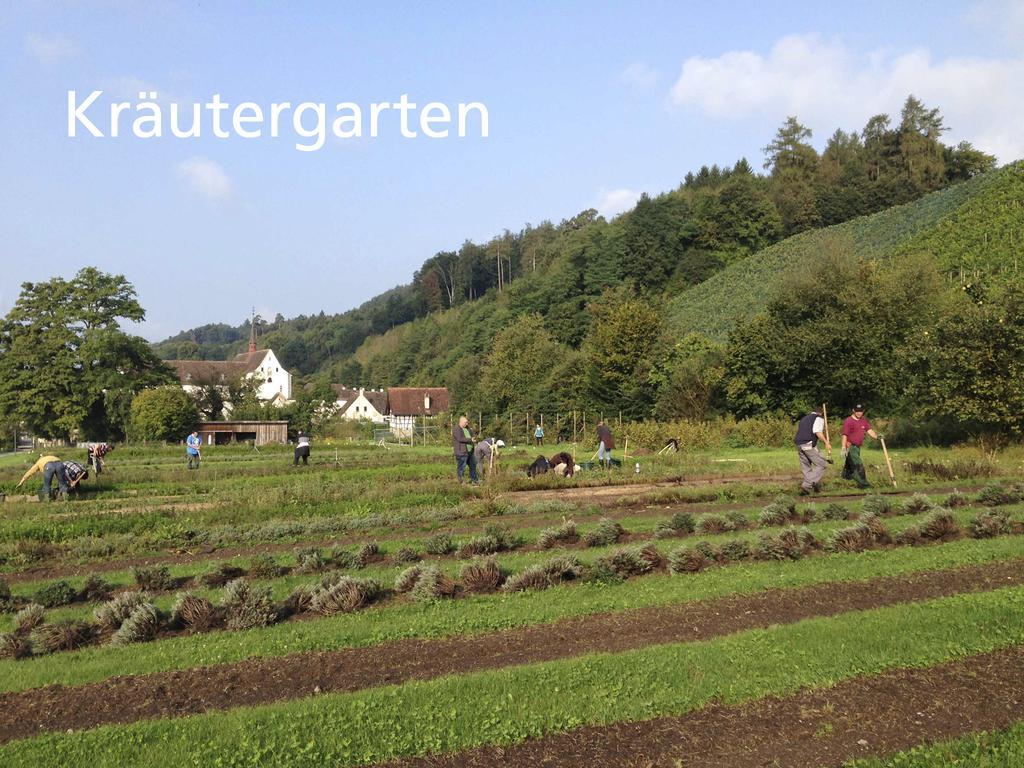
[1, 0, 1021, 340]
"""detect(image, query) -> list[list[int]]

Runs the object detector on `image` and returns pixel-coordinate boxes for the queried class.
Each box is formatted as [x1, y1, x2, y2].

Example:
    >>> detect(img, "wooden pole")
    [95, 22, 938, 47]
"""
[880, 438, 897, 488]
[822, 403, 833, 463]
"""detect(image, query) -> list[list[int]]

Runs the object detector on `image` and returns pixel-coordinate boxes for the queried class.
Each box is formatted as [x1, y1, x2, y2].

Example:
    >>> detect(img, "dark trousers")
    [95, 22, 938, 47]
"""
[294, 445, 310, 466]
[841, 444, 870, 488]
[456, 453, 478, 483]
[535, 436, 543, 446]
[187, 452, 200, 469]
[41, 461, 69, 499]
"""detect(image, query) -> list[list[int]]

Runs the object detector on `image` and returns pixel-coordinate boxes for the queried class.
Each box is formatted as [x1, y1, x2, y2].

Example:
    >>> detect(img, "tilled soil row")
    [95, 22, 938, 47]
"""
[2, 482, 971, 584]
[377, 644, 1024, 768]
[1, 557, 1022, 745]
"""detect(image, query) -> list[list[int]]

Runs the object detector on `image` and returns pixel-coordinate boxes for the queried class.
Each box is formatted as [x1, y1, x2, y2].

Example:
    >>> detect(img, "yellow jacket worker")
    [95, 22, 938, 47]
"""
[16, 455, 60, 487]
[17, 455, 74, 500]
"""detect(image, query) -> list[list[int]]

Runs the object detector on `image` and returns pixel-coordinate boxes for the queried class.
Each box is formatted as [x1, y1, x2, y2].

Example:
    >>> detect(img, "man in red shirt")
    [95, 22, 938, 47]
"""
[841, 403, 881, 489]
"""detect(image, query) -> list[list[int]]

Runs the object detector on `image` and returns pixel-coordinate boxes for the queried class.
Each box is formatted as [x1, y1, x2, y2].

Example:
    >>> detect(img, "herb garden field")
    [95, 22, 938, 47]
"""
[1, 440, 1022, 767]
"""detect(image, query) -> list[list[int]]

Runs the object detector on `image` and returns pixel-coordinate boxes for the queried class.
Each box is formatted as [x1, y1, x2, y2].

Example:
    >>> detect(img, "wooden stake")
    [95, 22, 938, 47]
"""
[880, 437, 897, 488]
[822, 402, 833, 463]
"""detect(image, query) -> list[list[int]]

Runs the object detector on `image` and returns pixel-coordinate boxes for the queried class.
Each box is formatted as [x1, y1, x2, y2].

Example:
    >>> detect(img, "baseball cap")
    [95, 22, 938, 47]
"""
[853, 403, 865, 412]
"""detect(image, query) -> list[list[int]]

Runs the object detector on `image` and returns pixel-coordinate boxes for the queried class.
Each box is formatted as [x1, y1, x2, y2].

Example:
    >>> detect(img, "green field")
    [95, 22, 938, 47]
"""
[1, 440, 1022, 766]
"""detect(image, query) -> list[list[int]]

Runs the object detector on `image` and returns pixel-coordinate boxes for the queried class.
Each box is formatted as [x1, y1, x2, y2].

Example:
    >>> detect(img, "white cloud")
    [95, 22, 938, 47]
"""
[617, 62, 660, 89]
[25, 34, 78, 63]
[176, 157, 233, 203]
[595, 188, 641, 219]
[967, 0, 1024, 48]
[668, 33, 1024, 162]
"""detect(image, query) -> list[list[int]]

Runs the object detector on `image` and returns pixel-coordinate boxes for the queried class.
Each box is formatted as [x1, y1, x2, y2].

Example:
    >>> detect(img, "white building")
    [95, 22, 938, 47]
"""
[386, 387, 450, 437]
[331, 385, 388, 421]
[168, 348, 292, 410]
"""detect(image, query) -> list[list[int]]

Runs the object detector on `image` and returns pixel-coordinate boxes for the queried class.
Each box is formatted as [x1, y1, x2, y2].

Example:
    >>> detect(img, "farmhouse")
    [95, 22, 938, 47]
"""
[331, 385, 388, 421]
[167, 346, 293, 409]
[387, 387, 450, 437]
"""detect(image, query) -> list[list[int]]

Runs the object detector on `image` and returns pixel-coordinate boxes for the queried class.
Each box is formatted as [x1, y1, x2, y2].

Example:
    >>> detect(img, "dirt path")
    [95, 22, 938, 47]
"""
[1, 558, 1021, 744]
[2, 484, 978, 584]
[379, 644, 1024, 768]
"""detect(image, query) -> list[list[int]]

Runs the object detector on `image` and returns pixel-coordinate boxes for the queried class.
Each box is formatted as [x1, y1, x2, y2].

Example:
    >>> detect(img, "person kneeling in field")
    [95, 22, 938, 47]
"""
[795, 409, 830, 495]
[548, 451, 577, 477]
[294, 431, 311, 466]
[527, 455, 550, 478]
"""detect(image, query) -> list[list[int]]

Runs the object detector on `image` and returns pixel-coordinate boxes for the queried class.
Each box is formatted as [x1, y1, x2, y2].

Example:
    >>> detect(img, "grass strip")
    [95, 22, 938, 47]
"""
[0, 535, 1021, 693]
[2, 585, 1023, 766]
[844, 721, 1024, 767]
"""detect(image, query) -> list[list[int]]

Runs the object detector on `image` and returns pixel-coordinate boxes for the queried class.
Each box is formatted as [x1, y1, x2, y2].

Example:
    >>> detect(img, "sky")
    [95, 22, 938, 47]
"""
[1, 0, 1022, 341]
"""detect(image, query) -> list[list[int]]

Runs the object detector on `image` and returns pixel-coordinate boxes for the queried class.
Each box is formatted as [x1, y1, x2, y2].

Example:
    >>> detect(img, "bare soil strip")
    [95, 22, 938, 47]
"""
[378, 644, 1024, 768]
[1, 558, 1021, 745]
[2, 483, 974, 584]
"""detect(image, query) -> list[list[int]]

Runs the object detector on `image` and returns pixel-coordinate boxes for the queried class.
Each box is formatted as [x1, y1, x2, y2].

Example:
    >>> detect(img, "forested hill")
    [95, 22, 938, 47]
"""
[154, 99, 1024, 430]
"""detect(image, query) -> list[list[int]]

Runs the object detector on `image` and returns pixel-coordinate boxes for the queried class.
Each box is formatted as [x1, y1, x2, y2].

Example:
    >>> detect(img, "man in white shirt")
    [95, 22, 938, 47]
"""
[794, 410, 831, 496]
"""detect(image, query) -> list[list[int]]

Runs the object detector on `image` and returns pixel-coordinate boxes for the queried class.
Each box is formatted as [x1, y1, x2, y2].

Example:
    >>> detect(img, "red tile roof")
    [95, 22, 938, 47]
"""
[387, 387, 450, 416]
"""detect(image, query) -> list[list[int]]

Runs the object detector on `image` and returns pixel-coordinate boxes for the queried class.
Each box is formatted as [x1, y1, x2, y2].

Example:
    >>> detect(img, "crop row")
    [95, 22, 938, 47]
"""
[2, 584, 1022, 766]
[3, 503, 1018, 662]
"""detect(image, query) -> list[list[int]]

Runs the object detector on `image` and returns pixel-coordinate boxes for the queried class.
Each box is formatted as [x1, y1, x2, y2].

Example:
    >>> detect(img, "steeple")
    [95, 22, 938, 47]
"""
[248, 307, 258, 353]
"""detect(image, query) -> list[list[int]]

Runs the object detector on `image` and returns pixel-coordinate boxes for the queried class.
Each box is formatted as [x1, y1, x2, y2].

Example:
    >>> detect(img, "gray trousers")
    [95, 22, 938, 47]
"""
[798, 445, 827, 490]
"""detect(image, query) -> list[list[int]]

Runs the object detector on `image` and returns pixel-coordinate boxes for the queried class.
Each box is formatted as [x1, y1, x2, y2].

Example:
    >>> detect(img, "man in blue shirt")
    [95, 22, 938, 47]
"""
[186, 430, 202, 469]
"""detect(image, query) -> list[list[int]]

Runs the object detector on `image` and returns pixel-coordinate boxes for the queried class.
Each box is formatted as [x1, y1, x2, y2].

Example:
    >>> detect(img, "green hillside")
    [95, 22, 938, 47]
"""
[667, 162, 1022, 340]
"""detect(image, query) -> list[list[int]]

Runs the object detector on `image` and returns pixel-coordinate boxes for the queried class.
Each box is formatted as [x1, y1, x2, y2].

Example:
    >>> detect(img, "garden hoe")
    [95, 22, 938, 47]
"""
[880, 437, 897, 487]
[821, 402, 834, 464]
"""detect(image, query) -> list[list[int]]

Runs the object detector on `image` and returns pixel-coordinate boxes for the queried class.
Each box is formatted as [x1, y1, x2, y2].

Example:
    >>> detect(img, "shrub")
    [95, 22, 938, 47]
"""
[171, 592, 216, 631]
[776, 527, 818, 559]
[0, 632, 32, 660]
[284, 584, 315, 615]
[595, 546, 659, 579]
[719, 539, 751, 561]
[394, 546, 421, 563]
[825, 524, 874, 553]
[861, 513, 892, 544]
[752, 532, 787, 561]
[894, 526, 921, 546]
[536, 520, 578, 549]
[79, 574, 113, 602]
[696, 514, 731, 535]
[31, 620, 93, 653]
[862, 495, 897, 517]
[920, 510, 960, 541]
[356, 542, 380, 567]
[582, 518, 625, 548]
[295, 548, 328, 574]
[424, 533, 454, 555]
[35, 580, 77, 608]
[394, 564, 426, 594]
[667, 546, 710, 573]
[502, 555, 583, 593]
[408, 566, 456, 603]
[694, 540, 720, 561]
[977, 483, 1023, 507]
[131, 565, 175, 591]
[311, 577, 383, 614]
[199, 563, 246, 588]
[654, 511, 696, 539]
[759, 501, 792, 528]
[220, 579, 276, 631]
[112, 603, 161, 645]
[329, 548, 359, 570]
[945, 490, 970, 509]
[94, 591, 149, 631]
[725, 511, 750, 530]
[249, 553, 287, 579]
[901, 493, 933, 515]
[459, 558, 504, 593]
[967, 510, 1013, 539]
[822, 502, 850, 520]
[13, 603, 45, 634]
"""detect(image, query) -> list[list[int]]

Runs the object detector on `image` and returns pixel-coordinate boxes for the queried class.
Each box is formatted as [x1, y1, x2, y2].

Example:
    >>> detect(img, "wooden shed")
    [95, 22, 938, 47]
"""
[194, 420, 288, 446]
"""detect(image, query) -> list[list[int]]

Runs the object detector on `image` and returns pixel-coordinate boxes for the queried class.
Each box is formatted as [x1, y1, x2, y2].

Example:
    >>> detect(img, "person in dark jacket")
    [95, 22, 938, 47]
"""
[794, 410, 830, 495]
[596, 420, 615, 467]
[294, 431, 311, 466]
[452, 415, 478, 484]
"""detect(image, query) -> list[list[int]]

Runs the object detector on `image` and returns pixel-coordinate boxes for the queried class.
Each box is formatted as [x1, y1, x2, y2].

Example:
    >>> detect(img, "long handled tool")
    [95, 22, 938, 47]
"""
[880, 437, 897, 488]
[821, 402, 834, 464]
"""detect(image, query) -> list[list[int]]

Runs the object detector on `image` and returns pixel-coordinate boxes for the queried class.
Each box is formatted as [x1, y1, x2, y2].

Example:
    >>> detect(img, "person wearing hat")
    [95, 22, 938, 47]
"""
[794, 409, 830, 495]
[841, 404, 881, 489]
[474, 437, 505, 478]
[293, 431, 311, 466]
